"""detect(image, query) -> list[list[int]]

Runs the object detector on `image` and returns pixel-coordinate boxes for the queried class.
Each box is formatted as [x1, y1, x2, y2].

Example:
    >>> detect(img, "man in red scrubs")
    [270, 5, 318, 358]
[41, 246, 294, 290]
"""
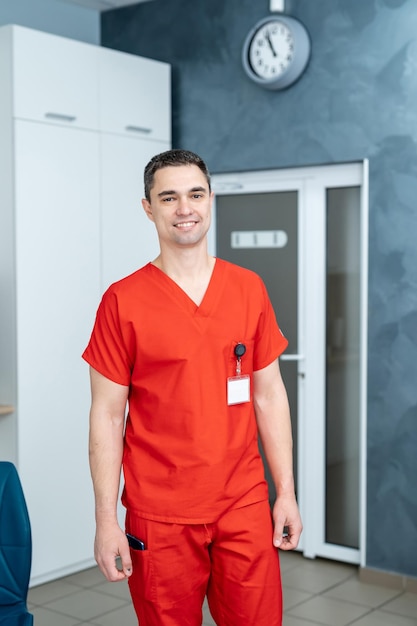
[83, 149, 302, 625]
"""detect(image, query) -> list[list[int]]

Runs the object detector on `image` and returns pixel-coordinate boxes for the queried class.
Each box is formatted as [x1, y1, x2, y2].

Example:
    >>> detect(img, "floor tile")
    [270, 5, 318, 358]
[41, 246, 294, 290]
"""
[350, 609, 417, 626]
[324, 577, 403, 608]
[31, 606, 80, 626]
[282, 558, 356, 594]
[287, 595, 370, 626]
[284, 616, 327, 626]
[28, 578, 81, 605]
[94, 579, 132, 601]
[44, 588, 127, 621]
[88, 602, 138, 625]
[381, 592, 417, 620]
[283, 585, 315, 610]
[280, 550, 307, 573]
[64, 566, 107, 588]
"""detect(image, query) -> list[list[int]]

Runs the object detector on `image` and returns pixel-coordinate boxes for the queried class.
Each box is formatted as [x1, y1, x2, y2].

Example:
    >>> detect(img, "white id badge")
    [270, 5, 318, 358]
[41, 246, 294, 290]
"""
[227, 375, 250, 405]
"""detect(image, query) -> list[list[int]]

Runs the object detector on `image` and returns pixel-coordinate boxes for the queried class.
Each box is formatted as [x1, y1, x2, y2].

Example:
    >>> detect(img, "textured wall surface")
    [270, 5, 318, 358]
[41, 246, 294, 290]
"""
[102, 0, 417, 577]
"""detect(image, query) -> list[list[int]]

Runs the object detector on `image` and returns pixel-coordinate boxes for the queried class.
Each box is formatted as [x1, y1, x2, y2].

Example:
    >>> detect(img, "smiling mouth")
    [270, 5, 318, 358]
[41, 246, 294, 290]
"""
[174, 221, 197, 228]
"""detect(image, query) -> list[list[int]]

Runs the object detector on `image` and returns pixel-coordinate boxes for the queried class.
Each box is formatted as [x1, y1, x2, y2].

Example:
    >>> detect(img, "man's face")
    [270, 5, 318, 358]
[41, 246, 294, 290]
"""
[142, 164, 213, 249]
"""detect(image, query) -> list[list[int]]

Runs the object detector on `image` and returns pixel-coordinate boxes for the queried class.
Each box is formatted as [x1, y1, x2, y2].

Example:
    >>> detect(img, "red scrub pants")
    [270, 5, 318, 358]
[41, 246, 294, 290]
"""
[126, 499, 282, 626]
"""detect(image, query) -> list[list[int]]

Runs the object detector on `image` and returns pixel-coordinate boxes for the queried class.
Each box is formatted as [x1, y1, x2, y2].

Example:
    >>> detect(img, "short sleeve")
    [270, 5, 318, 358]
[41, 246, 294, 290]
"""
[82, 287, 134, 386]
[253, 277, 288, 371]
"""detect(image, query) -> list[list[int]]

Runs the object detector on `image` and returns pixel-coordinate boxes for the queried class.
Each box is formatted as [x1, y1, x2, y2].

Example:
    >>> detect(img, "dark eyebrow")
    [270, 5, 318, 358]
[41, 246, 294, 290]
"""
[157, 186, 207, 198]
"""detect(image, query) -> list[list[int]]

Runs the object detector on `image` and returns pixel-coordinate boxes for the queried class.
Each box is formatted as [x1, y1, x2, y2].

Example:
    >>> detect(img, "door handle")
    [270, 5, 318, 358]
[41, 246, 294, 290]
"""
[280, 354, 304, 361]
[279, 354, 306, 378]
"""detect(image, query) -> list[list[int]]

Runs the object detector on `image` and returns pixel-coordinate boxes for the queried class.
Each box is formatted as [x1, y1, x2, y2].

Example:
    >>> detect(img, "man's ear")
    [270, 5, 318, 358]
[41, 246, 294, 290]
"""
[142, 198, 154, 222]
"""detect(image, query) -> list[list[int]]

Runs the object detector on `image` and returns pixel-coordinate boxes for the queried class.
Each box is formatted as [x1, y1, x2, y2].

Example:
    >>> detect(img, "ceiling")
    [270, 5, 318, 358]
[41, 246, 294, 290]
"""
[56, 0, 152, 11]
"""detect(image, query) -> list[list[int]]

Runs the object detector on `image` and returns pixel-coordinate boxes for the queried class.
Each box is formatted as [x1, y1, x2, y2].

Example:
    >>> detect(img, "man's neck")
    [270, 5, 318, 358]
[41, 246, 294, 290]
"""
[152, 246, 216, 306]
[152, 242, 212, 278]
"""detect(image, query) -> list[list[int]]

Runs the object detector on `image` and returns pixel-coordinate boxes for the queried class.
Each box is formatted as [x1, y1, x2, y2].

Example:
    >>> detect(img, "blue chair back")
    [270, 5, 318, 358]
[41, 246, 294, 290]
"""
[0, 462, 33, 625]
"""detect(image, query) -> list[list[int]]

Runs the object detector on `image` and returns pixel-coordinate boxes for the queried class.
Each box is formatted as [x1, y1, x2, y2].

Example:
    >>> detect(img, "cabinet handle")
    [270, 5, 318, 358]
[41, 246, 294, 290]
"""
[45, 112, 77, 122]
[0, 405, 14, 416]
[125, 125, 152, 134]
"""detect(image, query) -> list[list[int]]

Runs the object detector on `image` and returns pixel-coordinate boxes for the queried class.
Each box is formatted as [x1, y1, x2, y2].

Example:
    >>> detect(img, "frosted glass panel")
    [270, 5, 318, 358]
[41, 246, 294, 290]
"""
[325, 186, 361, 549]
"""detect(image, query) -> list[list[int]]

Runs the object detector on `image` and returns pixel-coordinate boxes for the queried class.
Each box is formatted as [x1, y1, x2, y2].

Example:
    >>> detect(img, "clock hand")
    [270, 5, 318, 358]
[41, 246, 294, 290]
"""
[265, 31, 277, 57]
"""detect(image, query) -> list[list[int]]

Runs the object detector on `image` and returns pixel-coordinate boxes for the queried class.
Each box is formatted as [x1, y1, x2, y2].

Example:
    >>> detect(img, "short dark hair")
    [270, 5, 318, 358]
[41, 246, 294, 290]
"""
[144, 149, 211, 201]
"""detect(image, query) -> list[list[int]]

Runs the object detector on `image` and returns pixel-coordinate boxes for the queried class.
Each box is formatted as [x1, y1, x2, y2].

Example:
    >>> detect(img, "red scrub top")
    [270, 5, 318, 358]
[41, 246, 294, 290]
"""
[83, 259, 288, 523]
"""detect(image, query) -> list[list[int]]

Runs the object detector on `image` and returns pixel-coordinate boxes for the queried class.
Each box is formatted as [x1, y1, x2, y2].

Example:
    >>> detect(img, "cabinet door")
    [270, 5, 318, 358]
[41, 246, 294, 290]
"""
[99, 47, 171, 142]
[12, 26, 99, 130]
[101, 133, 170, 290]
[14, 120, 100, 583]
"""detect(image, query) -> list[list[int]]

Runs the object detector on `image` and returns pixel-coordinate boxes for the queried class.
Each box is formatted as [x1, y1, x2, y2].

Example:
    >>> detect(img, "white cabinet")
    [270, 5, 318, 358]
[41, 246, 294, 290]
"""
[0, 24, 171, 585]
[99, 46, 171, 142]
[12, 26, 99, 130]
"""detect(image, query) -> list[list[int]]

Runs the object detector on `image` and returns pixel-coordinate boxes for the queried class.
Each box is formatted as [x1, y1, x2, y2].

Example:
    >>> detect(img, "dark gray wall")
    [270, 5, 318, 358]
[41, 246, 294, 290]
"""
[102, 0, 417, 577]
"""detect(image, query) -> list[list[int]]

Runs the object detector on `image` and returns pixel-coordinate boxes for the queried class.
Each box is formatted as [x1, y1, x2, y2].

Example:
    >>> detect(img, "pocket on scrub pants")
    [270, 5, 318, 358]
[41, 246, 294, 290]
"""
[128, 547, 157, 603]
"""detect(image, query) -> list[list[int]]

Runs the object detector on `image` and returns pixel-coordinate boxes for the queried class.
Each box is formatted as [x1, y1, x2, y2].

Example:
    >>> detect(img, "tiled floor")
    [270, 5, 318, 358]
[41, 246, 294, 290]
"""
[27, 551, 417, 625]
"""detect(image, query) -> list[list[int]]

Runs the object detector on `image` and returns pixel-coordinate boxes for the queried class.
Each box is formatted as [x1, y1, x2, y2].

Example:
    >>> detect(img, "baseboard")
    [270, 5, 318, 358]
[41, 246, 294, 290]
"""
[359, 566, 417, 594]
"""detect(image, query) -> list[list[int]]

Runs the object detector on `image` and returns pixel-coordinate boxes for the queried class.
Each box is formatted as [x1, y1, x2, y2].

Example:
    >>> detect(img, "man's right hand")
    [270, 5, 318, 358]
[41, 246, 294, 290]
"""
[94, 523, 132, 582]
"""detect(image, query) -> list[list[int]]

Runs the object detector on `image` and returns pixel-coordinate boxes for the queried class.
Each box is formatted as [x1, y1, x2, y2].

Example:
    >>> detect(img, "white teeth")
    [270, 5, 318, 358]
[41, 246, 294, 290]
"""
[175, 221, 195, 228]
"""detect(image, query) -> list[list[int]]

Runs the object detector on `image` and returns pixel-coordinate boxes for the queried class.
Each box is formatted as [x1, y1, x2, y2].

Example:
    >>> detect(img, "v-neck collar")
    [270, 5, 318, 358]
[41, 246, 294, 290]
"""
[147, 258, 226, 316]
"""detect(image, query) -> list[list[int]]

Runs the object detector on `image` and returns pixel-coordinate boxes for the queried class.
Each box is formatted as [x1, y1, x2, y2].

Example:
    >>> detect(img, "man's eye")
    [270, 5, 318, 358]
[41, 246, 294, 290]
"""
[163, 197, 175, 202]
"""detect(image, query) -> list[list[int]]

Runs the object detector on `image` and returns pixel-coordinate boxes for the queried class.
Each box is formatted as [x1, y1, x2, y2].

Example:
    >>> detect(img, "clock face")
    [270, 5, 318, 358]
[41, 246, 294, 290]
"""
[249, 20, 294, 80]
[242, 16, 311, 90]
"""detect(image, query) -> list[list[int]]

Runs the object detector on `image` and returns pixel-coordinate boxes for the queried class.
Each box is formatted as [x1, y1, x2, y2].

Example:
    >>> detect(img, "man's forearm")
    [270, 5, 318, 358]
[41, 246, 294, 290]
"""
[255, 393, 296, 497]
[253, 360, 295, 495]
[88, 367, 129, 524]
[89, 407, 124, 525]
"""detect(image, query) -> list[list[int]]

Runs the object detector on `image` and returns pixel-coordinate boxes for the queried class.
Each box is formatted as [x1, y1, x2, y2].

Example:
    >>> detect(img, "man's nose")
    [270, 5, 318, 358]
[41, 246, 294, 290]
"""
[176, 197, 192, 214]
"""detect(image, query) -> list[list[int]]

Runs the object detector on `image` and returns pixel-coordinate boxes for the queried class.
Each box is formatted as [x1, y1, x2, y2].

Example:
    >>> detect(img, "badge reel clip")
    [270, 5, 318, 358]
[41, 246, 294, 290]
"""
[227, 343, 250, 405]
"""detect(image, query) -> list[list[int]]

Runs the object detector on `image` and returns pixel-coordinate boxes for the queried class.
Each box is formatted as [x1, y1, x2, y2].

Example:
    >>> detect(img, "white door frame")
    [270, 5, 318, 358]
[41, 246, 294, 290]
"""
[210, 161, 368, 566]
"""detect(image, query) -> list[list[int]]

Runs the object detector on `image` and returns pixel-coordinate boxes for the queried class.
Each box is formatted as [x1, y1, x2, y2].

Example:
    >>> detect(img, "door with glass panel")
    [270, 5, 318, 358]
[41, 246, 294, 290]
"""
[210, 163, 368, 565]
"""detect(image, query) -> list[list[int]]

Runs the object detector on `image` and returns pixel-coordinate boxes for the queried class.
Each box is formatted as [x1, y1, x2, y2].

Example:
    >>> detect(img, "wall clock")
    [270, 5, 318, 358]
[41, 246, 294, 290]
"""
[242, 15, 311, 90]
